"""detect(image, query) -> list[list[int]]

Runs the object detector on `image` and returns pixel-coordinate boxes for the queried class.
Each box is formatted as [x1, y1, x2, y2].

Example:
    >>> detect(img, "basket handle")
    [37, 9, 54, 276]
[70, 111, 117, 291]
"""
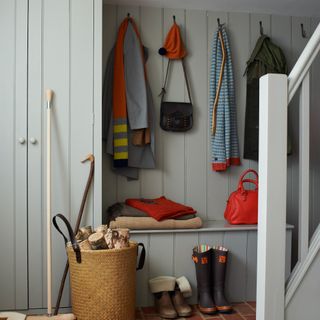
[136, 243, 146, 271]
[53, 213, 81, 264]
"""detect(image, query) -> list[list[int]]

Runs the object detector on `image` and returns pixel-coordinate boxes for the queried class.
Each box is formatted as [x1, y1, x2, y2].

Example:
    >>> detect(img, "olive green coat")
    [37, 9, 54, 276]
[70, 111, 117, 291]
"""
[244, 35, 288, 160]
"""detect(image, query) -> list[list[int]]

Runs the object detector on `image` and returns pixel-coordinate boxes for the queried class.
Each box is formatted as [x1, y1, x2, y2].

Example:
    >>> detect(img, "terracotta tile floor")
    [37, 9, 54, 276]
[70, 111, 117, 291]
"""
[136, 302, 256, 319]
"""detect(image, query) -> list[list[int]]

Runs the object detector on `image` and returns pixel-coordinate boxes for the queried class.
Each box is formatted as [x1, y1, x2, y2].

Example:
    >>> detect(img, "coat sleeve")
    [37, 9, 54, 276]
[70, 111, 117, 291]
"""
[102, 48, 115, 142]
[123, 23, 148, 130]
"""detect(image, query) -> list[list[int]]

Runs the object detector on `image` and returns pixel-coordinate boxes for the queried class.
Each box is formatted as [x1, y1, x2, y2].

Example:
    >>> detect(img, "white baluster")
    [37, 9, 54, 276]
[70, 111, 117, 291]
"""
[257, 74, 288, 320]
[299, 71, 310, 262]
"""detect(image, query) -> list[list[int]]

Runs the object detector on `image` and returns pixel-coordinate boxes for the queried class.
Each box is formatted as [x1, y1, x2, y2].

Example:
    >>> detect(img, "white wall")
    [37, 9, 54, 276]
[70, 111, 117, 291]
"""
[102, 4, 320, 267]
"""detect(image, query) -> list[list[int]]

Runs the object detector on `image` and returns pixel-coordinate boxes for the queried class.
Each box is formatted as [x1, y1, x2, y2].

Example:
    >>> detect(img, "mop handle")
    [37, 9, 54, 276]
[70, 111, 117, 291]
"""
[46, 89, 53, 316]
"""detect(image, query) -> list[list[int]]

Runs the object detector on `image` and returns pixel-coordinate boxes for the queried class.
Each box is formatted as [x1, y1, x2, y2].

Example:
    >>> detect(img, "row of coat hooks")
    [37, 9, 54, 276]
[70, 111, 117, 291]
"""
[259, 20, 307, 38]
[127, 12, 307, 39]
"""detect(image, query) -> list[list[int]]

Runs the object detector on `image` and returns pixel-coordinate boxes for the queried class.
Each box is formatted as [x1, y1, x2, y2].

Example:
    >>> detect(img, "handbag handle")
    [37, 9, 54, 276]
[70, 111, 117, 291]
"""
[238, 169, 258, 191]
[136, 243, 146, 271]
[160, 58, 192, 104]
[53, 213, 82, 264]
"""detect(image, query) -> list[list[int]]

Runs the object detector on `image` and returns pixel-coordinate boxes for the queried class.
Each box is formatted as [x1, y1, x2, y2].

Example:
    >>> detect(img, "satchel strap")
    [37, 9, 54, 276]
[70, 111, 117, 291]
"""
[53, 213, 82, 264]
[160, 58, 192, 104]
[238, 169, 258, 191]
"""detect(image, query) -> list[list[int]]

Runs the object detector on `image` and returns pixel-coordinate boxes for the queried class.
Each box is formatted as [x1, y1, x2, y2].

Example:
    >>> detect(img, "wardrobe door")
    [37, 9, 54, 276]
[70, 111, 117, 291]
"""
[0, 0, 28, 310]
[28, 0, 97, 309]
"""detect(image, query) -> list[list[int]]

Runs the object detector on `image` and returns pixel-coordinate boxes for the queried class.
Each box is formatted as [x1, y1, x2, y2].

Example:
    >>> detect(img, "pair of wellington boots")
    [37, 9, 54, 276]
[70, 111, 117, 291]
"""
[149, 276, 192, 319]
[192, 245, 232, 314]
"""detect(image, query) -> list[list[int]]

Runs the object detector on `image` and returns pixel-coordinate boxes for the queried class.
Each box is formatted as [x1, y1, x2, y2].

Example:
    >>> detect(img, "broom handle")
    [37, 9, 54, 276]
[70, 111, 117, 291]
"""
[54, 155, 95, 315]
[46, 89, 53, 316]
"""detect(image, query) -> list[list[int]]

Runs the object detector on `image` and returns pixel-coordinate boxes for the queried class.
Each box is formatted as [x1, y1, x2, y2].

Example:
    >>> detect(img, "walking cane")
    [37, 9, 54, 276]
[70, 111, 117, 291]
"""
[54, 154, 95, 315]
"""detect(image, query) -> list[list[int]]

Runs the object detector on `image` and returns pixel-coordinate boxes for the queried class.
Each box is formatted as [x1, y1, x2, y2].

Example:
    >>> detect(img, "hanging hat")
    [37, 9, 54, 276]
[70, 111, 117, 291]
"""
[158, 20, 187, 59]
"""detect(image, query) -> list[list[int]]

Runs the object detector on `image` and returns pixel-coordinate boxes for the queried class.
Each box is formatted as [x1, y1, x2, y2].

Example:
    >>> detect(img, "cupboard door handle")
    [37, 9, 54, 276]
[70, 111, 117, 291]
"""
[18, 137, 26, 144]
[30, 137, 37, 144]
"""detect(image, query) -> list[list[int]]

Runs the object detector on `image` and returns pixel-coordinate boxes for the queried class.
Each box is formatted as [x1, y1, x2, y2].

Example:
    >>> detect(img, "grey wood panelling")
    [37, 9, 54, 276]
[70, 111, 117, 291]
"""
[131, 229, 293, 306]
[148, 234, 174, 305]
[0, 0, 28, 310]
[163, 8, 186, 204]
[140, 7, 164, 199]
[130, 234, 150, 307]
[228, 12, 250, 191]
[246, 231, 258, 301]
[102, 5, 320, 270]
[174, 233, 198, 304]
[184, 10, 207, 220]
[223, 232, 247, 302]
[28, 0, 95, 309]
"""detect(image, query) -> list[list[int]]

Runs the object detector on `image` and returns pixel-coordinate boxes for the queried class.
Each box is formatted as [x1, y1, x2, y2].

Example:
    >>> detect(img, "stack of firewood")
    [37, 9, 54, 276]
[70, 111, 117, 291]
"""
[71, 225, 130, 251]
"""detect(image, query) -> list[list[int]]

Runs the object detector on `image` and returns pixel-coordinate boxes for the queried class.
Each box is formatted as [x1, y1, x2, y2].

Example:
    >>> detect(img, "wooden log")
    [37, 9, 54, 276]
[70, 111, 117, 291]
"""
[79, 239, 92, 250]
[104, 228, 130, 249]
[95, 224, 108, 234]
[88, 232, 108, 250]
[79, 226, 93, 239]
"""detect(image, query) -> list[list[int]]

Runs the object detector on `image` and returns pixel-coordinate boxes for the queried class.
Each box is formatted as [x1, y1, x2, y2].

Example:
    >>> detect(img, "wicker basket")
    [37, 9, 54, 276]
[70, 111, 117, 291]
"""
[67, 241, 140, 320]
[53, 214, 144, 320]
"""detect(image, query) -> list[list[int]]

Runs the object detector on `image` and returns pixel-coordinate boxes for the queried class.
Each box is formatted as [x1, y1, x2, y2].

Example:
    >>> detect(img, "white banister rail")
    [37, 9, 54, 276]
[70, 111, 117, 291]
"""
[288, 23, 320, 102]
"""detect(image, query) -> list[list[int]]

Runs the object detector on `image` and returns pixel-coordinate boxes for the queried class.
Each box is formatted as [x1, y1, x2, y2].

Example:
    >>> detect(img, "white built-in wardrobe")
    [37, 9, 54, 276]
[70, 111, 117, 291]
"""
[0, 0, 101, 311]
[1, 0, 320, 311]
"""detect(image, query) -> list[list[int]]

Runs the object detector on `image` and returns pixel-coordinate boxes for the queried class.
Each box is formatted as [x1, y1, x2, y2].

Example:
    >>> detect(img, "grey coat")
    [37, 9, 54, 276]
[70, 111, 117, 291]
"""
[102, 22, 155, 180]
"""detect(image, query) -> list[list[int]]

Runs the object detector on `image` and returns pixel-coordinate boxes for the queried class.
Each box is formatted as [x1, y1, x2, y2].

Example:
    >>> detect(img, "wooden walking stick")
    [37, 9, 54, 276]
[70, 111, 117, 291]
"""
[54, 154, 95, 315]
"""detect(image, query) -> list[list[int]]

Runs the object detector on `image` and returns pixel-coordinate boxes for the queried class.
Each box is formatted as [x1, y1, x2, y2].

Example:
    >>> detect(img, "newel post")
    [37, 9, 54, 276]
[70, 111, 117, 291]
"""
[257, 74, 288, 320]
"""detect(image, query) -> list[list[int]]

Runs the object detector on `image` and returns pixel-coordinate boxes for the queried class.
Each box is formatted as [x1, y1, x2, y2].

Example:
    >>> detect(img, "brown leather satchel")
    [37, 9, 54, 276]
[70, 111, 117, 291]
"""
[160, 59, 193, 132]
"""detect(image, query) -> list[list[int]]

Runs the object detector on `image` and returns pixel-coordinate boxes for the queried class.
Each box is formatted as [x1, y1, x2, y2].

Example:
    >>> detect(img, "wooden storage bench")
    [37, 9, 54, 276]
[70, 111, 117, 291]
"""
[131, 221, 293, 306]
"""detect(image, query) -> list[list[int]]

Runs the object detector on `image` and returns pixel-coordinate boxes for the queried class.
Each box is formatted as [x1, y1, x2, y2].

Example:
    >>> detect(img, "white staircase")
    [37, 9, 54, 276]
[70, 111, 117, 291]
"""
[257, 23, 320, 320]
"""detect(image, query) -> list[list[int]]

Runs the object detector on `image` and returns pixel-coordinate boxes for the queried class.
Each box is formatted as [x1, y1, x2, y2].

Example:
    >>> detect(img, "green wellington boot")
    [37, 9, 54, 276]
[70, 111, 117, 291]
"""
[212, 246, 233, 313]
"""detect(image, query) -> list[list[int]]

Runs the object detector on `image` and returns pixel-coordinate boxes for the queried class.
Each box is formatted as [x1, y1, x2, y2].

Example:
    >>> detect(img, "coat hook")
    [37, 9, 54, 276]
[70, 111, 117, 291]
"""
[217, 18, 224, 29]
[173, 15, 176, 23]
[127, 12, 130, 18]
[301, 23, 307, 38]
[259, 21, 264, 36]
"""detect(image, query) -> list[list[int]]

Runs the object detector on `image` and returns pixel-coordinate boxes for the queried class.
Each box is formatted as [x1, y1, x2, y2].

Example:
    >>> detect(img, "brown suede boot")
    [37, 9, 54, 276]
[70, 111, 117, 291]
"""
[192, 245, 217, 314]
[154, 291, 178, 319]
[213, 246, 233, 313]
[171, 286, 192, 317]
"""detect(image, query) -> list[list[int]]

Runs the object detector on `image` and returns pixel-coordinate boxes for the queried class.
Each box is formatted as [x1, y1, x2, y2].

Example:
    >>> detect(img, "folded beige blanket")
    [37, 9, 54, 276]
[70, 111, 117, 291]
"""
[110, 216, 202, 230]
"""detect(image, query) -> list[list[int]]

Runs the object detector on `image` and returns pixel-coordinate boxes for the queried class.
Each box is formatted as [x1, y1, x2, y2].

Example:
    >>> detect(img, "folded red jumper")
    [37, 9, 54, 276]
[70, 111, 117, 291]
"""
[125, 196, 197, 221]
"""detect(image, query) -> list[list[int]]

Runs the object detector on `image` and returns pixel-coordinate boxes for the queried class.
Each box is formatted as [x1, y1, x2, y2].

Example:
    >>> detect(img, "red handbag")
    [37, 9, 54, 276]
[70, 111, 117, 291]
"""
[224, 169, 258, 225]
